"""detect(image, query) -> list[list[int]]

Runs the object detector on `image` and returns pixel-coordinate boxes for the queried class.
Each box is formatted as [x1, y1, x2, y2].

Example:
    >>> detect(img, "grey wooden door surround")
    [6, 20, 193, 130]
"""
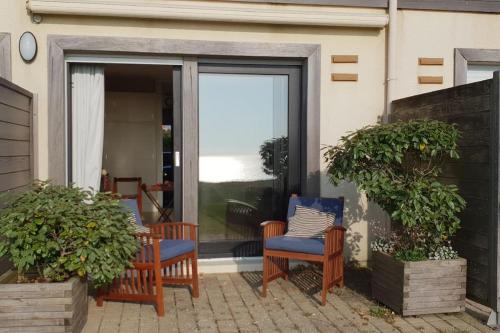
[47, 35, 321, 223]
[0, 33, 11, 81]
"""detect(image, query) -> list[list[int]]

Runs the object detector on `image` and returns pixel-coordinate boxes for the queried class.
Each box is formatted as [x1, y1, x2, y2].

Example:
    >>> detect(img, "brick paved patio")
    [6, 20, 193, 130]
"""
[82, 266, 494, 333]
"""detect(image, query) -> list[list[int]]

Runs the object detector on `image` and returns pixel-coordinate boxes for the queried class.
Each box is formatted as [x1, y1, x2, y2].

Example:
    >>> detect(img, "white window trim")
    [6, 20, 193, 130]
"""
[454, 48, 500, 86]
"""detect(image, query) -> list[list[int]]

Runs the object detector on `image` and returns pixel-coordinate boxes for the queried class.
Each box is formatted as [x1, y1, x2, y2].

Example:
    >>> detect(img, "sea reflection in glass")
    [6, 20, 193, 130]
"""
[198, 73, 289, 256]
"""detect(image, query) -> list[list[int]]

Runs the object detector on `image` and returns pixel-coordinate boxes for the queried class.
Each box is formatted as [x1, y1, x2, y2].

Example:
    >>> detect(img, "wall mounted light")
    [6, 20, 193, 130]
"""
[19, 32, 37, 63]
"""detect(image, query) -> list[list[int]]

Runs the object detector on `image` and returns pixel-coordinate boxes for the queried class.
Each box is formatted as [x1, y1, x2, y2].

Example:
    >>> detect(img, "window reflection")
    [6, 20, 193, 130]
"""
[198, 73, 289, 256]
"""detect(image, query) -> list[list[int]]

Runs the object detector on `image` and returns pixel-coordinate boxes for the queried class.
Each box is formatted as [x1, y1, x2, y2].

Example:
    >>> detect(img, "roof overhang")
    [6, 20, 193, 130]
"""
[27, 0, 389, 28]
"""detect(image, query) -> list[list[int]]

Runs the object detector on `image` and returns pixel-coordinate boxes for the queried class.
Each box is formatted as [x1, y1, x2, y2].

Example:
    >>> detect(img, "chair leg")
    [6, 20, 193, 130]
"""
[155, 268, 165, 316]
[261, 253, 268, 297]
[96, 295, 104, 307]
[337, 256, 345, 288]
[153, 243, 165, 317]
[282, 258, 289, 281]
[191, 253, 200, 298]
[321, 259, 330, 306]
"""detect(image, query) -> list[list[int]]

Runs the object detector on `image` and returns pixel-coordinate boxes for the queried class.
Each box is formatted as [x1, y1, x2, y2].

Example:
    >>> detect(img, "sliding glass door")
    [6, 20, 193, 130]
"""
[198, 64, 302, 258]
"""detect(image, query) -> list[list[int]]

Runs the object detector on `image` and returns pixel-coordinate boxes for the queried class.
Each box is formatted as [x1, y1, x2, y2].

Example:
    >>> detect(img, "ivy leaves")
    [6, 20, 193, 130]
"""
[323, 119, 466, 254]
[0, 181, 139, 286]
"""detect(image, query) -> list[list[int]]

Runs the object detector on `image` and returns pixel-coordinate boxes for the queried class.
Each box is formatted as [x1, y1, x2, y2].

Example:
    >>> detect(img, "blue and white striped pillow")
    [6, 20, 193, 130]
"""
[285, 205, 336, 239]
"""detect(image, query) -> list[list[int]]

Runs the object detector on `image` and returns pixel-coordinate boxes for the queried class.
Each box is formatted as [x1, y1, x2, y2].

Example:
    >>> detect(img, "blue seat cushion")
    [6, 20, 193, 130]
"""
[155, 239, 195, 261]
[265, 236, 324, 255]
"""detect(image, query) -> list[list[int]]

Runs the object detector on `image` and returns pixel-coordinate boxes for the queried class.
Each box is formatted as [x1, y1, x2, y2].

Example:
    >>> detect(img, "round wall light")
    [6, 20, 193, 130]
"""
[19, 32, 37, 63]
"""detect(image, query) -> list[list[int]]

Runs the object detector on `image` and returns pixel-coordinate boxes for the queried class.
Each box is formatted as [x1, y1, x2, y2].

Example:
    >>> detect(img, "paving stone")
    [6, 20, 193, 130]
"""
[419, 314, 460, 332]
[403, 316, 440, 333]
[274, 278, 335, 333]
[438, 313, 483, 333]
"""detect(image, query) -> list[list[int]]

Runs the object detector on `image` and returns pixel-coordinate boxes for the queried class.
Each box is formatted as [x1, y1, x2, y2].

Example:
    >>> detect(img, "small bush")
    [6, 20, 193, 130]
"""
[324, 120, 466, 260]
[0, 181, 139, 287]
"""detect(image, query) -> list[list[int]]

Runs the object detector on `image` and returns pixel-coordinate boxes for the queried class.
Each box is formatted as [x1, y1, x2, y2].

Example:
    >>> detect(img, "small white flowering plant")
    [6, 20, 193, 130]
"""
[428, 243, 458, 260]
[370, 238, 395, 254]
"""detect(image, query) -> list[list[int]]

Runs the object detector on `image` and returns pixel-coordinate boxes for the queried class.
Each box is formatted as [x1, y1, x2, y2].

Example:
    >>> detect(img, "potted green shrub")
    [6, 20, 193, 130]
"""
[324, 119, 467, 316]
[0, 181, 139, 332]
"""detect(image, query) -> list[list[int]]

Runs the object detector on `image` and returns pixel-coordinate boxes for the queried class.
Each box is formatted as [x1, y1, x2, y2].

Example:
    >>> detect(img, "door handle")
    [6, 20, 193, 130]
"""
[174, 151, 181, 167]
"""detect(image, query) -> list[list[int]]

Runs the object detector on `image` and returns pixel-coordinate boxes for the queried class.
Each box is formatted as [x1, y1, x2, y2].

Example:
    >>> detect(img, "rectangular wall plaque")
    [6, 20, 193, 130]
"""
[418, 58, 444, 65]
[418, 76, 443, 84]
[331, 73, 358, 81]
[331, 55, 358, 63]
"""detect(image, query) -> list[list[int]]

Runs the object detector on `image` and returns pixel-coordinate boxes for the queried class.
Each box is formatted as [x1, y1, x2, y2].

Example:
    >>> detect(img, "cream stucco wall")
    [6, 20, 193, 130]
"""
[5, 1, 499, 264]
[0, 1, 389, 263]
[395, 9, 500, 99]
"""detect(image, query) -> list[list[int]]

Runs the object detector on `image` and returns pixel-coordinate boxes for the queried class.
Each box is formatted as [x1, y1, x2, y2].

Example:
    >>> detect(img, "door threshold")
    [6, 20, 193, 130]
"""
[198, 256, 301, 274]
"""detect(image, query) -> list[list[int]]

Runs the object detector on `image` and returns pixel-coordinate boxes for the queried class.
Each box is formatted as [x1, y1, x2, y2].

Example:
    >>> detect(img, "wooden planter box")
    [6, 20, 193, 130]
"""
[372, 252, 466, 316]
[0, 272, 88, 333]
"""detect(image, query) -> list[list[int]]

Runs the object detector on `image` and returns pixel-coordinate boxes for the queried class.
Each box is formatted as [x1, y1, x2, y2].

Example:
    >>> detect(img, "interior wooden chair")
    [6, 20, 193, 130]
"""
[141, 182, 174, 222]
[112, 177, 143, 214]
[96, 199, 199, 316]
[261, 194, 346, 305]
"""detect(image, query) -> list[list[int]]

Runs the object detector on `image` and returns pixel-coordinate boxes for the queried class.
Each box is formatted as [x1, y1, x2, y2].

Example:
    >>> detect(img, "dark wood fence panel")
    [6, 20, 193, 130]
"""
[0, 77, 33, 276]
[391, 79, 495, 308]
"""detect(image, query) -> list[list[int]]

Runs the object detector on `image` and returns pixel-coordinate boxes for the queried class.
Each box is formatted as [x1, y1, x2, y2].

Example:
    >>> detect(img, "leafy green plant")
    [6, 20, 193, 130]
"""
[394, 248, 427, 262]
[0, 181, 139, 287]
[323, 119, 466, 259]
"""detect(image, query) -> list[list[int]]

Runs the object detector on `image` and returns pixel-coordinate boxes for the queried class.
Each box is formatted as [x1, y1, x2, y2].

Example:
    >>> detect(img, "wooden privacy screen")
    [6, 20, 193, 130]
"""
[0, 77, 34, 275]
[391, 75, 500, 313]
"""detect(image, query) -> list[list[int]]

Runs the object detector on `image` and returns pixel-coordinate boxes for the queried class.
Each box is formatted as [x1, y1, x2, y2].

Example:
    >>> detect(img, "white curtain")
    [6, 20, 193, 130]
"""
[71, 64, 105, 191]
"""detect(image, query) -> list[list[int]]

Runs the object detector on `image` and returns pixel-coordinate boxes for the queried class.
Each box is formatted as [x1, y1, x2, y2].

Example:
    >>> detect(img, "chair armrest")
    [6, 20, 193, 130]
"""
[136, 231, 162, 239]
[148, 222, 198, 241]
[261, 220, 286, 240]
[324, 226, 346, 256]
[134, 233, 162, 265]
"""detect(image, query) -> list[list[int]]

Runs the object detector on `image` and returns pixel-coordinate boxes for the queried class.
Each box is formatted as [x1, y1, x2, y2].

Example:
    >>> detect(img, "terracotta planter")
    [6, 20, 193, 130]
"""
[372, 251, 466, 316]
[0, 272, 88, 332]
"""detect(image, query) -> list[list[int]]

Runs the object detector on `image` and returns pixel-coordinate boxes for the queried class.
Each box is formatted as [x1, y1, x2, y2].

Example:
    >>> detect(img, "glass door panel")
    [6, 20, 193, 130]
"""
[198, 66, 300, 258]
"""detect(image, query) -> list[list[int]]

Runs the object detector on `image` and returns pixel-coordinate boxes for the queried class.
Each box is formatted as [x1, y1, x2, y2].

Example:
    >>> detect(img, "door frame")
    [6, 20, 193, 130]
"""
[64, 56, 184, 220]
[197, 62, 303, 257]
[48, 36, 321, 224]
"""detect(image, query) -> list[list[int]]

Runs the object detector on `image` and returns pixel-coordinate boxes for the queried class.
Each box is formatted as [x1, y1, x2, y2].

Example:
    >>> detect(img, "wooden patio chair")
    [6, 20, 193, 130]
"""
[261, 194, 346, 305]
[96, 199, 199, 316]
[141, 182, 174, 222]
[112, 177, 143, 214]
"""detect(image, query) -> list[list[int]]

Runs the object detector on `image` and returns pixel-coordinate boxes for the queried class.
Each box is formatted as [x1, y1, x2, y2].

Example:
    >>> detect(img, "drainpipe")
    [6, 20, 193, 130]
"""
[385, 0, 397, 123]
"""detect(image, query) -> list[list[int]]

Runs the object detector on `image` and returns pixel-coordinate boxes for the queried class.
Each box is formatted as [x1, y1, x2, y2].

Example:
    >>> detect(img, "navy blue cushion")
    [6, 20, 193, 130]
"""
[265, 236, 324, 255]
[287, 196, 344, 226]
[120, 199, 143, 226]
[158, 240, 195, 261]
